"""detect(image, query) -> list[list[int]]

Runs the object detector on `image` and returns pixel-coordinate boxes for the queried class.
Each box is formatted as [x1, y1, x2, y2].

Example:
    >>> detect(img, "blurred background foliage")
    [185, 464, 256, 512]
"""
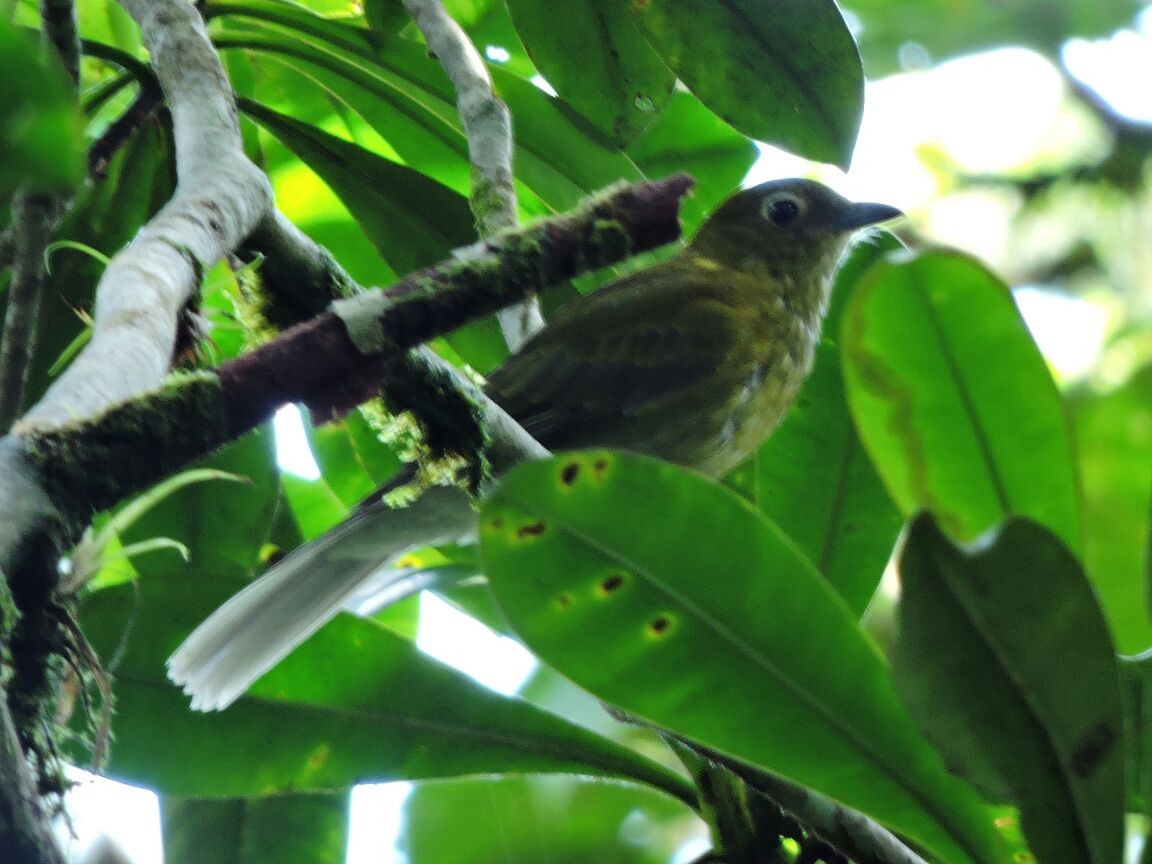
[2, 0, 1151, 862]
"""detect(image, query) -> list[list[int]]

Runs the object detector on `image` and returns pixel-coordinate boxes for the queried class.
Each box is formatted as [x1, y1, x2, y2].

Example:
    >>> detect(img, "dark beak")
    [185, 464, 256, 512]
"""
[836, 201, 904, 231]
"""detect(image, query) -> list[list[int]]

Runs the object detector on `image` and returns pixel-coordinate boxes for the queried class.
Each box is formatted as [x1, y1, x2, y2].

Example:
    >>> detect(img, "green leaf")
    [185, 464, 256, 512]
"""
[363, 0, 407, 35]
[206, 0, 379, 54]
[1071, 365, 1152, 654]
[848, 0, 1139, 77]
[480, 451, 1007, 864]
[400, 776, 690, 864]
[306, 410, 403, 507]
[1120, 652, 1152, 816]
[214, 27, 644, 211]
[626, 90, 757, 231]
[162, 793, 348, 864]
[629, 0, 863, 168]
[0, 21, 84, 194]
[505, 0, 674, 144]
[727, 235, 904, 616]
[119, 427, 279, 582]
[238, 98, 476, 274]
[280, 472, 347, 542]
[492, 65, 646, 208]
[895, 515, 1124, 864]
[841, 249, 1081, 552]
[78, 578, 694, 805]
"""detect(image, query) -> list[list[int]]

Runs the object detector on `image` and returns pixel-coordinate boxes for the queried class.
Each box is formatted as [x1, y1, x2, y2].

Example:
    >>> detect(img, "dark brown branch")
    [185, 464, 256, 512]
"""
[0, 3, 81, 859]
[88, 76, 165, 179]
[221, 174, 693, 436]
[0, 192, 59, 432]
[0, 695, 65, 864]
[0, 0, 83, 427]
[40, 0, 80, 85]
[704, 751, 930, 864]
[17, 174, 692, 521]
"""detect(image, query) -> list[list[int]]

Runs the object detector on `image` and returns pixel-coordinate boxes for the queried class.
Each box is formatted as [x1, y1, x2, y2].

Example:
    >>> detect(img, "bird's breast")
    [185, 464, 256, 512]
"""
[692, 295, 822, 477]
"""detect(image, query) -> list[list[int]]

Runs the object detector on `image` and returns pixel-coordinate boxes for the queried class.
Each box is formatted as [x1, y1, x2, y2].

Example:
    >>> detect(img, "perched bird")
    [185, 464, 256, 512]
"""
[169, 178, 902, 709]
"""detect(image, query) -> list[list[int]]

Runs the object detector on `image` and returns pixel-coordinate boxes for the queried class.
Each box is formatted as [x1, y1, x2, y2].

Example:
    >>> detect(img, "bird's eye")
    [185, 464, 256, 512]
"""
[762, 194, 802, 226]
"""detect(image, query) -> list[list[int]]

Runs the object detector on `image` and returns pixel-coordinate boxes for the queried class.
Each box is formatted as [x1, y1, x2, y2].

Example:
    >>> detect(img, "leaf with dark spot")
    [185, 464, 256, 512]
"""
[481, 451, 1006, 864]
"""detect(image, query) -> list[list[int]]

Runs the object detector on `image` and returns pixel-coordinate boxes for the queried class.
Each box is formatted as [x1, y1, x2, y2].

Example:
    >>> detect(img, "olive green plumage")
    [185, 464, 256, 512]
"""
[486, 178, 902, 476]
[167, 178, 902, 710]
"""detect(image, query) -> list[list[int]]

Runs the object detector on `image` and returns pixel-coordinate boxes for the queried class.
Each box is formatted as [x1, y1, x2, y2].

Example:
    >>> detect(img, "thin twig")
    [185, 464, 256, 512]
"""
[88, 75, 165, 179]
[0, 0, 84, 428]
[39, 0, 81, 85]
[0, 1, 269, 857]
[402, 0, 543, 349]
[0, 2, 82, 857]
[0, 192, 58, 432]
[706, 750, 931, 864]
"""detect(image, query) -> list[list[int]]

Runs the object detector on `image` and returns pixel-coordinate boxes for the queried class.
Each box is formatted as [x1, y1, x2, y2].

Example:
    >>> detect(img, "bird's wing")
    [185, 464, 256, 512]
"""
[484, 257, 748, 451]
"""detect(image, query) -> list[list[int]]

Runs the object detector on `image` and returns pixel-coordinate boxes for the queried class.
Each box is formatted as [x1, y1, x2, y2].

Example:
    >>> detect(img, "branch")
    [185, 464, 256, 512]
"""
[87, 75, 164, 179]
[707, 751, 930, 864]
[0, 192, 59, 432]
[19, 175, 692, 519]
[39, 0, 81, 85]
[0, 5, 80, 862]
[0, 0, 84, 429]
[15, 0, 272, 434]
[0, 3, 271, 859]
[403, 0, 543, 349]
[0, 694, 65, 864]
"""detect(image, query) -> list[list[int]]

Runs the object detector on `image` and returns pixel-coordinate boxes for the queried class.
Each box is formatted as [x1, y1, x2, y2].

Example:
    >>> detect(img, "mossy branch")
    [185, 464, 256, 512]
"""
[14, 174, 692, 524]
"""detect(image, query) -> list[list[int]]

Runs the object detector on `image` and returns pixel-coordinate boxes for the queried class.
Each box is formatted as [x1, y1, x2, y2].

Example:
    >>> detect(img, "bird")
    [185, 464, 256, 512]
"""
[168, 178, 903, 710]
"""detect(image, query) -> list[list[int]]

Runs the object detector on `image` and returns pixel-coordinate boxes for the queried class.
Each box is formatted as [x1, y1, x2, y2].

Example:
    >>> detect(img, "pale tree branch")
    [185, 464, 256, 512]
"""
[402, 0, 544, 350]
[15, 0, 273, 434]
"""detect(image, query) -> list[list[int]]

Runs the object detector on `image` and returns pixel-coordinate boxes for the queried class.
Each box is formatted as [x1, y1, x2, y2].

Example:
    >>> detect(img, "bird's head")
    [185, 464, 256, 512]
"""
[689, 178, 903, 282]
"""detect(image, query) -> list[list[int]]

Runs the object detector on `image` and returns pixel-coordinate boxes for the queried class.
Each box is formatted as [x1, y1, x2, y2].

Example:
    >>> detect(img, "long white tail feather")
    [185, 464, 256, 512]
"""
[167, 485, 476, 710]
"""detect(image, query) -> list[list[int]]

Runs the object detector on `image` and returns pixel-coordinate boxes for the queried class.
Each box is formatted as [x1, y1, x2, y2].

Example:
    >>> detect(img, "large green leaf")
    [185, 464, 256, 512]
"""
[480, 451, 1007, 864]
[117, 427, 280, 582]
[400, 776, 691, 864]
[1071, 366, 1152, 654]
[1120, 652, 1152, 817]
[239, 98, 476, 275]
[77, 577, 694, 805]
[629, 0, 863, 168]
[162, 793, 349, 864]
[846, 0, 1141, 76]
[841, 249, 1081, 552]
[505, 0, 674, 144]
[626, 91, 757, 231]
[212, 23, 644, 211]
[0, 20, 84, 195]
[305, 410, 403, 507]
[895, 515, 1124, 864]
[726, 235, 903, 616]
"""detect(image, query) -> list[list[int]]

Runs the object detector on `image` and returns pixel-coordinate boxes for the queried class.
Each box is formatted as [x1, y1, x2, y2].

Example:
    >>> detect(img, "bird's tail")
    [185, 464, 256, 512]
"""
[167, 484, 476, 710]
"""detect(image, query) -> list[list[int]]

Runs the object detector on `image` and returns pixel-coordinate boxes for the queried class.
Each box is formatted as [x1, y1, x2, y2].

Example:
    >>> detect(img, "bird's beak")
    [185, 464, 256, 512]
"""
[836, 201, 904, 230]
